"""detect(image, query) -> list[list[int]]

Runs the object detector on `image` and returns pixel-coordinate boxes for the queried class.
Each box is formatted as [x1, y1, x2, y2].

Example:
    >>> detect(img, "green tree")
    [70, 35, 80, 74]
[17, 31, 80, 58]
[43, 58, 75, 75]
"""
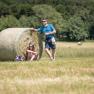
[19, 15, 33, 27]
[63, 16, 88, 41]
[0, 15, 20, 31]
[9, 4, 34, 18]
[0, 2, 10, 16]
[19, 15, 40, 27]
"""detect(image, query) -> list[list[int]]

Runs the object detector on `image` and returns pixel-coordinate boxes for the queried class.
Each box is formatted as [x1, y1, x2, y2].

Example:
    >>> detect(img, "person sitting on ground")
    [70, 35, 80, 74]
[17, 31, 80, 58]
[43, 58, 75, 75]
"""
[25, 42, 38, 61]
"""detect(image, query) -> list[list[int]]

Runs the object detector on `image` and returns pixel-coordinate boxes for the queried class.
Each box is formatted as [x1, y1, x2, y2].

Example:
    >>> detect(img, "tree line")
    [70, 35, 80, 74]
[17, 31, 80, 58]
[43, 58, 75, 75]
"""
[0, 0, 94, 41]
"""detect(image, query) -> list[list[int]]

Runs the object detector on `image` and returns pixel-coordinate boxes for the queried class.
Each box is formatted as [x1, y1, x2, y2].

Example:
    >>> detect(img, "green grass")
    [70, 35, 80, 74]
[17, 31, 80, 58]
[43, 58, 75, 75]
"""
[0, 42, 94, 94]
[54, 42, 94, 58]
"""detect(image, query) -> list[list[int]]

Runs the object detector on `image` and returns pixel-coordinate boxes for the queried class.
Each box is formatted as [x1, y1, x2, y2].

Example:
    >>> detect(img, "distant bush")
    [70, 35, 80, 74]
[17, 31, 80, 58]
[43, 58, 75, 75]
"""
[63, 16, 88, 41]
[0, 15, 20, 31]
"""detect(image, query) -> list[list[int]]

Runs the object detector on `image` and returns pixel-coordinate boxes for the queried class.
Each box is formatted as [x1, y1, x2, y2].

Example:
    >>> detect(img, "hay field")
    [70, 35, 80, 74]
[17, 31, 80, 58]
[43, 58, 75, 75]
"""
[55, 42, 94, 58]
[0, 42, 94, 94]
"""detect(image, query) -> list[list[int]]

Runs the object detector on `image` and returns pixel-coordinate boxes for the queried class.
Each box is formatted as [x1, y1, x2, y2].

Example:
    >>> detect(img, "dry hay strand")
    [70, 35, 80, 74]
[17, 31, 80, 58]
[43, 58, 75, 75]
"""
[0, 28, 43, 61]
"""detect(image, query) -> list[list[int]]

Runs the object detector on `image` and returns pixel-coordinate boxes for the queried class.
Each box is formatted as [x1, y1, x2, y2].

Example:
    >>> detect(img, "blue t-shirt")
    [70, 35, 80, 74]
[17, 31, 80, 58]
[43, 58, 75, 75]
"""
[38, 24, 55, 40]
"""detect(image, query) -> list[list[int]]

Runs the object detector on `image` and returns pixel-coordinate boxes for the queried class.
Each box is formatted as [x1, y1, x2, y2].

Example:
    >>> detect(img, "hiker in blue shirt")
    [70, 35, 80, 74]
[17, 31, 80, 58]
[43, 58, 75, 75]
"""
[31, 19, 56, 61]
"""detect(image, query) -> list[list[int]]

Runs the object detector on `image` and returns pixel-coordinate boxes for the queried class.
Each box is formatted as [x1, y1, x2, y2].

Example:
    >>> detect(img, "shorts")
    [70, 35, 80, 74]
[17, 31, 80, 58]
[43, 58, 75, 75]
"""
[45, 37, 56, 49]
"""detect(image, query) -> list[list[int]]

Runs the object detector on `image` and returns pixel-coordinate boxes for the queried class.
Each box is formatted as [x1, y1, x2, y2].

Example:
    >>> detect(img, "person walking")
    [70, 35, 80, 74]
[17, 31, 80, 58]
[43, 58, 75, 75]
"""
[31, 19, 56, 61]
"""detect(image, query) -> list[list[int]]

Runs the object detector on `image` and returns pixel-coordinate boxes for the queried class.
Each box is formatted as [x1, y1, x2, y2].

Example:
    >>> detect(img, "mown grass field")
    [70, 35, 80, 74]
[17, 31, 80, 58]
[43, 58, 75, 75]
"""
[0, 42, 94, 94]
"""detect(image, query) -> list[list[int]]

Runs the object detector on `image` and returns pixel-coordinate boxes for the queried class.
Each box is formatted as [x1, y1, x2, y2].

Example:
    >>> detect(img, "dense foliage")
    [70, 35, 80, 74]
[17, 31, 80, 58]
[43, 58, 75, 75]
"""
[0, 0, 94, 41]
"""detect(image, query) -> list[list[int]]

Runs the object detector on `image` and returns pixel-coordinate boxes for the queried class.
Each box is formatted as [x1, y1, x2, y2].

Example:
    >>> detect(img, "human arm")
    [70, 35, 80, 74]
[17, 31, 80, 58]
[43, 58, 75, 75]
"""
[30, 28, 38, 32]
[26, 50, 37, 54]
[45, 29, 56, 35]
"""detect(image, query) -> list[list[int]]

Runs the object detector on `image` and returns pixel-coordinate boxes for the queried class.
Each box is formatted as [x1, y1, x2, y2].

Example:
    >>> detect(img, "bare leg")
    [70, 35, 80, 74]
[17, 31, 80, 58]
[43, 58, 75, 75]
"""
[52, 49, 56, 60]
[27, 53, 30, 60]
[45, 48, 53, 60]
[30, 55, 35, 61]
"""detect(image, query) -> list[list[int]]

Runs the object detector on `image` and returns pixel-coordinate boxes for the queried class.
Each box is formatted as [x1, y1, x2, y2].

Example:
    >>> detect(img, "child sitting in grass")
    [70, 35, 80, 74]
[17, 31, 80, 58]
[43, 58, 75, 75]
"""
[25, 42, 38, 61]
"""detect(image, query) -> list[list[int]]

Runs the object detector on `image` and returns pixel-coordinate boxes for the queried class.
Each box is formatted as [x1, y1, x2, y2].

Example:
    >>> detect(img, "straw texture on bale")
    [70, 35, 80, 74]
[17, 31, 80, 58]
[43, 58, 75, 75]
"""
[0, 28, 43, 61]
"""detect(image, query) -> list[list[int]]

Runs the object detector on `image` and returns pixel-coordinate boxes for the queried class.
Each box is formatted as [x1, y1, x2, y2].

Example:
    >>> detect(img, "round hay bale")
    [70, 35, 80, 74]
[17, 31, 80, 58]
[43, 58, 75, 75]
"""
[0, 28, 43, 61]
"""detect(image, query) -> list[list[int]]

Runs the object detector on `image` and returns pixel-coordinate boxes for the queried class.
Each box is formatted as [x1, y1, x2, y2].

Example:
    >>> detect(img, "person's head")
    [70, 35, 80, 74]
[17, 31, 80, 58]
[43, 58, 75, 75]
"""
[41, 19, 48, 26]
[29, 42, 35, 50]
